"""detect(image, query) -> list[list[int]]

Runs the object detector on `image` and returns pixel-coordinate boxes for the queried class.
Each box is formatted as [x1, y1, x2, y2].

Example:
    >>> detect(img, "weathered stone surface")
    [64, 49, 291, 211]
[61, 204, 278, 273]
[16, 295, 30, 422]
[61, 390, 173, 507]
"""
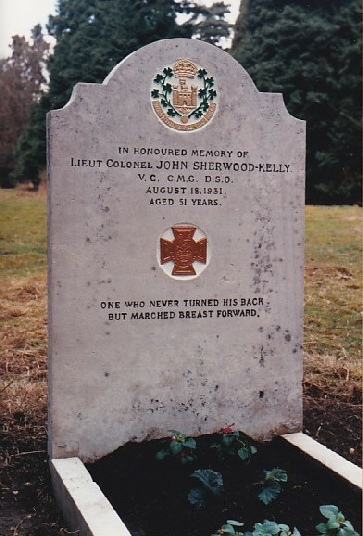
[48, 38, 305, 461]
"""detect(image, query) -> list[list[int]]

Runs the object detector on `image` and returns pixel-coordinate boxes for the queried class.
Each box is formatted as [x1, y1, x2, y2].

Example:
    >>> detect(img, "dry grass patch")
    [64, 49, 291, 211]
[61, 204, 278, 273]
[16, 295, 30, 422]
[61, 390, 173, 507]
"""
[303, 205, 362, 464]
[304, 206, 361, 381]
[0, 270, 60, 535]
[1, 273, 48, 423]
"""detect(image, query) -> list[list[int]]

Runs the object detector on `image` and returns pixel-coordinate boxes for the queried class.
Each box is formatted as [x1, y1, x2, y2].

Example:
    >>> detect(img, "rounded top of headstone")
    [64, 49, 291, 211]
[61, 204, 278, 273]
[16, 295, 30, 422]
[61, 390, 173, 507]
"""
[104, 38, 257, 95]
[61, 38, 302, 134]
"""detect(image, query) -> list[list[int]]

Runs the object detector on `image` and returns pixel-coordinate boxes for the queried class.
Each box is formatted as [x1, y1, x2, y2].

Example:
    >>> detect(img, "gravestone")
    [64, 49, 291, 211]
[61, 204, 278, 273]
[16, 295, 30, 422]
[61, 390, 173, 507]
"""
[48, 38, 305, 462]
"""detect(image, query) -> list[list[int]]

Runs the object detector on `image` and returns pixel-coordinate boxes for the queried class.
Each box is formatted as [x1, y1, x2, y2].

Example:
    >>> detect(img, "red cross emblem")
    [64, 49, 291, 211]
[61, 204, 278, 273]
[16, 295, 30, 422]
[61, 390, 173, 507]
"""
[160, 225, 207, 276]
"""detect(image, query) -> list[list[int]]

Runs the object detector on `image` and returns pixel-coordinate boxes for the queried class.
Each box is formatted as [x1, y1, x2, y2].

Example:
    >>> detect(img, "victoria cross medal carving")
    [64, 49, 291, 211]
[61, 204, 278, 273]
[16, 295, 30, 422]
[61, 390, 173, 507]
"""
[151, 59, 218, 131]
[160, 225, 207, 276]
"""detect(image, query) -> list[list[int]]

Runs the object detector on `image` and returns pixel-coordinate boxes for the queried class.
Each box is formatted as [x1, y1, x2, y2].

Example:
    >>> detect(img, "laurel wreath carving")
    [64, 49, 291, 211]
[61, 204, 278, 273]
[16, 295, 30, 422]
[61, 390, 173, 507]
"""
[151, 67, 217, 119]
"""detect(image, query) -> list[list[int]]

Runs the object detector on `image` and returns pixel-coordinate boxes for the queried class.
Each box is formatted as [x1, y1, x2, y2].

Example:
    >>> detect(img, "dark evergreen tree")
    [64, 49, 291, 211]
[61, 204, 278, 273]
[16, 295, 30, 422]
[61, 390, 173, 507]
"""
[231, 0, 362, 204]
[47, 0, 182, 109]
[179, 1, 231, 46]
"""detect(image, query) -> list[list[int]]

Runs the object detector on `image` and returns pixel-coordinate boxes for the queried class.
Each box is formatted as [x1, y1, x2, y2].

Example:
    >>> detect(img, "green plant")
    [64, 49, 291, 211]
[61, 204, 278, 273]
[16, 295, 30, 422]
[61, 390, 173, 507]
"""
[212, 424, 257, 462]
[257, 468, 288, 505]
[188, 469, 224, 507]
[245, 520, 301, 536]
[155, 430, 197, 464]
[212, 520, 245, 536]
[212, 520, 301, 536]
[316, 505, 359, 536]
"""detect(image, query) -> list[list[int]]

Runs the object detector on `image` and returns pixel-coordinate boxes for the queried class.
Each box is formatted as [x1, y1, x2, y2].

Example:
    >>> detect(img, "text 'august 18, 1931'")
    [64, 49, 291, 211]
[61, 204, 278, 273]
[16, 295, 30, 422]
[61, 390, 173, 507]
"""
[69, 145, 293, 208]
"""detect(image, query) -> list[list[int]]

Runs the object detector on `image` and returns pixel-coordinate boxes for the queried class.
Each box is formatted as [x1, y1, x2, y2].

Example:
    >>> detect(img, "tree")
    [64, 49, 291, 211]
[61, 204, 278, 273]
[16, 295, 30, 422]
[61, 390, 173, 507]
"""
[46, 0, 231, 109]
[231, 0, 362, 204]
[46, 0, 183, 110]
[14, 0, 232, 185]
[13, 94, 50, 190]
[179, 1, 231, 46]
[0, 25, 49, 187]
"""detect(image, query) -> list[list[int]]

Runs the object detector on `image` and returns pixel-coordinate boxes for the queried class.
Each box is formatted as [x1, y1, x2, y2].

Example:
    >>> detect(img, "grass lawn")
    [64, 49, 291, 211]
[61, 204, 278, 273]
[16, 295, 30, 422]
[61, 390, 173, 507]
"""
[304, 205, 361, 388]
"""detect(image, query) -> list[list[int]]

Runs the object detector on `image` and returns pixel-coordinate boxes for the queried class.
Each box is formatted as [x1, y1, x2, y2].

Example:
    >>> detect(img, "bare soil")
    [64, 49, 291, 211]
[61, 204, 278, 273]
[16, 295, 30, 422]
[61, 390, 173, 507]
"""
[87, 433, 361, 536]
[0, 397, 361, 535]
[0, 417, 63, 536]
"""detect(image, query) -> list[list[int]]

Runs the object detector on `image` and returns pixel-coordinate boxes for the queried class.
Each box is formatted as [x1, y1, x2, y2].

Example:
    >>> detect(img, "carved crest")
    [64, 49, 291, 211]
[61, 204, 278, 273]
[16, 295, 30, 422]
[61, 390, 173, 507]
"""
[151, 60, 217, 131]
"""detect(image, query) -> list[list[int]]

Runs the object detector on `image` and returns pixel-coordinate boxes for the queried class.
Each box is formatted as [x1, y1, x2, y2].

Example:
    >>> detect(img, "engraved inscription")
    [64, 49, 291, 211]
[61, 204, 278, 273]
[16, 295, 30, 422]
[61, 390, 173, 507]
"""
[67, 145, 293, 208]
[99, 296, 266, 321]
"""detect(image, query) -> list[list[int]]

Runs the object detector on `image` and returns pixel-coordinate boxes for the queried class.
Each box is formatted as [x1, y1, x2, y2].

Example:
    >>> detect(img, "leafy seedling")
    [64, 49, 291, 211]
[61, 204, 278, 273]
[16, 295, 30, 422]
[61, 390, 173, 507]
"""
[258, 468, 288, 505]
[155, 430, 197, 464]
[188, 469, 224, 507]
[212, 520, 245, 536]
[316, 505, 360, 536]
[244, 520, 301, 536]
[212, 424, 257, 462]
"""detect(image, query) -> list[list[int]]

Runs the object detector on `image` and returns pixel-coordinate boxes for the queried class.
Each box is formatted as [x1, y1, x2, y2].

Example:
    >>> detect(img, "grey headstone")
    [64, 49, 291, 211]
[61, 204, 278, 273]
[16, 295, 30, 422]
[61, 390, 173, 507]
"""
[48, 38, 305, 461]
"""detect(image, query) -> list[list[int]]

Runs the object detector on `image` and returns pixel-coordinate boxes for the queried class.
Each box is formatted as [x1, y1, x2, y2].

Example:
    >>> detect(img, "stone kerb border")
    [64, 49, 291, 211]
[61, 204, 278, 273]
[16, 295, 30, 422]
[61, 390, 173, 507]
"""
[281, 432, 362, 489]
[50, 433, 362, 536]
[50, 457, 132, 536]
